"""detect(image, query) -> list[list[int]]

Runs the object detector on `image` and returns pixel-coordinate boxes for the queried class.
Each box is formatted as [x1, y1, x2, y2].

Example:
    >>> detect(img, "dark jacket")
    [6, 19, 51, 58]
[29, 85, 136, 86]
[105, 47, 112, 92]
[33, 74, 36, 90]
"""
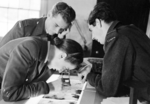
[87, 21, 150, 101]
[0, 37, 53, 101]
[0, 17, 48, 47]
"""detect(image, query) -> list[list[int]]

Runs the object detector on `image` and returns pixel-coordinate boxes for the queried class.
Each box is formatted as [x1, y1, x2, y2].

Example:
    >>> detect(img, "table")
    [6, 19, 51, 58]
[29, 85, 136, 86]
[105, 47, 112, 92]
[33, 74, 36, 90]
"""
[79, 82, 104, 104]
[0, 77, 104, 104]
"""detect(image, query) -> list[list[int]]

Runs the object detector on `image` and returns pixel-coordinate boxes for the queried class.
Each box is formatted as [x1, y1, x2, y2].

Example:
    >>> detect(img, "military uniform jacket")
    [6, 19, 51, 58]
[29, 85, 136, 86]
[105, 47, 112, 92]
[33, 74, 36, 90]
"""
[87, 21, 150, 101]
[0, 17, 47, 47]
[0, 37, 52, 101]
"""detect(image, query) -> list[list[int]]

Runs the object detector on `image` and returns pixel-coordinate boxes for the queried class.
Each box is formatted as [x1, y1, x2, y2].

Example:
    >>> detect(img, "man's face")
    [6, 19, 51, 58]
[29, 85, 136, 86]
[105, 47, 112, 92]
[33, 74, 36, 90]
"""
[45, 14, 69, 37]
[88, 21, 105, 44]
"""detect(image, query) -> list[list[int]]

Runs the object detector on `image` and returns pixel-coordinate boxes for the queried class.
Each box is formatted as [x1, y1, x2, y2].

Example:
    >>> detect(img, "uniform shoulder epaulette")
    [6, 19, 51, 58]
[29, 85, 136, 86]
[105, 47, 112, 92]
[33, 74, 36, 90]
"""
[106, 37, 116, 43]
[22, 18, 39, 26]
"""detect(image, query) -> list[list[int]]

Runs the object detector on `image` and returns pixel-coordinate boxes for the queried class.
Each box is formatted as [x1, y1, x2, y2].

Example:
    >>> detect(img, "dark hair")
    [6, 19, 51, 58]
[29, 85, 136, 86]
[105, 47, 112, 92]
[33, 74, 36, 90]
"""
[53, 37, 83, 67]
[52, 2, 76, 26]
[88, 2, 117, 26]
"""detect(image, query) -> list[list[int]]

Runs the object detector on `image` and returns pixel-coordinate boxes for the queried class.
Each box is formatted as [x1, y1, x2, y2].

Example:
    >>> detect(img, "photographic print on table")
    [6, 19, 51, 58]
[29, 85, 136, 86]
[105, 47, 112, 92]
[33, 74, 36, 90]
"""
[38, 76, 84, 104]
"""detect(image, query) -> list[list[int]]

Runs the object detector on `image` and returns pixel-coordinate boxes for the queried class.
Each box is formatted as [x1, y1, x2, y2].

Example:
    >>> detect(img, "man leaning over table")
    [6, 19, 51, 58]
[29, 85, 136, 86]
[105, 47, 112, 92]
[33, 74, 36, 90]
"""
[78, 2, 150, 103]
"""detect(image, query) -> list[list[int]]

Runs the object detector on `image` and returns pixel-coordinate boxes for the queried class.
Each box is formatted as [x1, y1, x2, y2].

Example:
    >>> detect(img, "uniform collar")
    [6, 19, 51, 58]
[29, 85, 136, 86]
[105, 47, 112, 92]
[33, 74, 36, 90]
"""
[107, 21, 121, 35]
[103, 21, 122, 50]
[37, 39, 49, 74]
[105, 21, 123, 42]
[39, 38, 48, 61]
[43, 41, 55, 68]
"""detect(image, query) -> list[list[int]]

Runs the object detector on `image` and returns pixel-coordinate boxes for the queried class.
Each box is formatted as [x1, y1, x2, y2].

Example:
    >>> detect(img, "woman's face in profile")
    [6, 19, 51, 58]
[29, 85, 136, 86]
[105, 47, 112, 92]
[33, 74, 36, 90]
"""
[47, 55, 76, 73]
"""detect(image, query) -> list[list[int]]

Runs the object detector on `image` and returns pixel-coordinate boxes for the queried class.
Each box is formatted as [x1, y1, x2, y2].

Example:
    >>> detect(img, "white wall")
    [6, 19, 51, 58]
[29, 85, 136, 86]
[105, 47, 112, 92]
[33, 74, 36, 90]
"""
[40, 0, 96, 20]
[40, 0, 48, 17]
[62, 0, 96, 20]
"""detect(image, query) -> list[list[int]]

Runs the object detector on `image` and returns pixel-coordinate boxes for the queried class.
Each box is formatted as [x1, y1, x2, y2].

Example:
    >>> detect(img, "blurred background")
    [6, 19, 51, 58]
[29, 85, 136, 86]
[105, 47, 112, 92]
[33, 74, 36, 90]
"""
[0, 0, 96, 37]
[0, 0, 149, 58]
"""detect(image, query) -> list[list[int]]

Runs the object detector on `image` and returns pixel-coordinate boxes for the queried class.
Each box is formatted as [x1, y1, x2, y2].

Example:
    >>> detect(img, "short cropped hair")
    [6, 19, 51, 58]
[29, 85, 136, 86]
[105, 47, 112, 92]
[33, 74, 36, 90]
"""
[52, 2, 76, 26]
[88, 2, 117, 26]
[53, 37, 83, 67]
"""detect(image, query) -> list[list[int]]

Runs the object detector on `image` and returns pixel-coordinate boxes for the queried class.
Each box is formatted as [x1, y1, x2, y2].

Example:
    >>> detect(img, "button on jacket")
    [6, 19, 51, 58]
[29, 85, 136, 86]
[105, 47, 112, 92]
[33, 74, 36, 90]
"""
[0, 37, 53, 101]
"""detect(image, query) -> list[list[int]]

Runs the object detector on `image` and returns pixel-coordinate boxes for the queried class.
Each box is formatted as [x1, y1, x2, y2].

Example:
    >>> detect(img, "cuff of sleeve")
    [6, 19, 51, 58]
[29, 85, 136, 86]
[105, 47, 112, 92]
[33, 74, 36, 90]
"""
[87, 72, 92, 81]
[86, 72, 96, 87]
[42, 81, 49, 94]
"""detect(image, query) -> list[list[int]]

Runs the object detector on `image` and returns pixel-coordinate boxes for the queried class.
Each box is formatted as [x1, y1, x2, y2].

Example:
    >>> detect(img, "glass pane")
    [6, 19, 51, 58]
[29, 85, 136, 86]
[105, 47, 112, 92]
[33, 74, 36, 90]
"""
[0, 8, 8, 22]
[0, 22, 7, 37]
[19, 0, 30, 9]
[29, 11, 39, 18]
[30, 0, 41, 10]
[8, 22, 16, 32]
[18, 9, 29, 20]
[7, 9, 19, 23]
[0, 0, 9, 7]
[8, 0, 20, 8]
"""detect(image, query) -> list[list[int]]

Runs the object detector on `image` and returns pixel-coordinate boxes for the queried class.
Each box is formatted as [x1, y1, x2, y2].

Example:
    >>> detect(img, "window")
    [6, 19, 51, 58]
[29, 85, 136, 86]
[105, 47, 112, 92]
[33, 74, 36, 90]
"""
[0, 0, 41, 37]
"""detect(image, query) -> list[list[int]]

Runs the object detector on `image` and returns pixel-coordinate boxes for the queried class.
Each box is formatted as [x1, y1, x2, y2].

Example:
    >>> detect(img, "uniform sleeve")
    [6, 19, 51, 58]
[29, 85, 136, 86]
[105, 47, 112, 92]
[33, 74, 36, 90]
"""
[1, 41, 49, 101]
[87, 36, 130, 97]
[87, 58, 103, 74]
[0, 21, 24, 47]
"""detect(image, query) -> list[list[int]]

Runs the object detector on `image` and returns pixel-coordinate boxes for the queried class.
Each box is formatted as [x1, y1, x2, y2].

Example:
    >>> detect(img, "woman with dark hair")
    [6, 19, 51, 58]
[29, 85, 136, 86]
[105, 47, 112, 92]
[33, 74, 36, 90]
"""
[0, 37, 83, 102]
[47, 37, 83, 72]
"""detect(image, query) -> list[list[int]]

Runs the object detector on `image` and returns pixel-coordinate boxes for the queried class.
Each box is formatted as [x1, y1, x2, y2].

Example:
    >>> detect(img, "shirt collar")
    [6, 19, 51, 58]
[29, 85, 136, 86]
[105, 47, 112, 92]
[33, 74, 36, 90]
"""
[44, 41, 50, 63]
[107, 20, 121, 35]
